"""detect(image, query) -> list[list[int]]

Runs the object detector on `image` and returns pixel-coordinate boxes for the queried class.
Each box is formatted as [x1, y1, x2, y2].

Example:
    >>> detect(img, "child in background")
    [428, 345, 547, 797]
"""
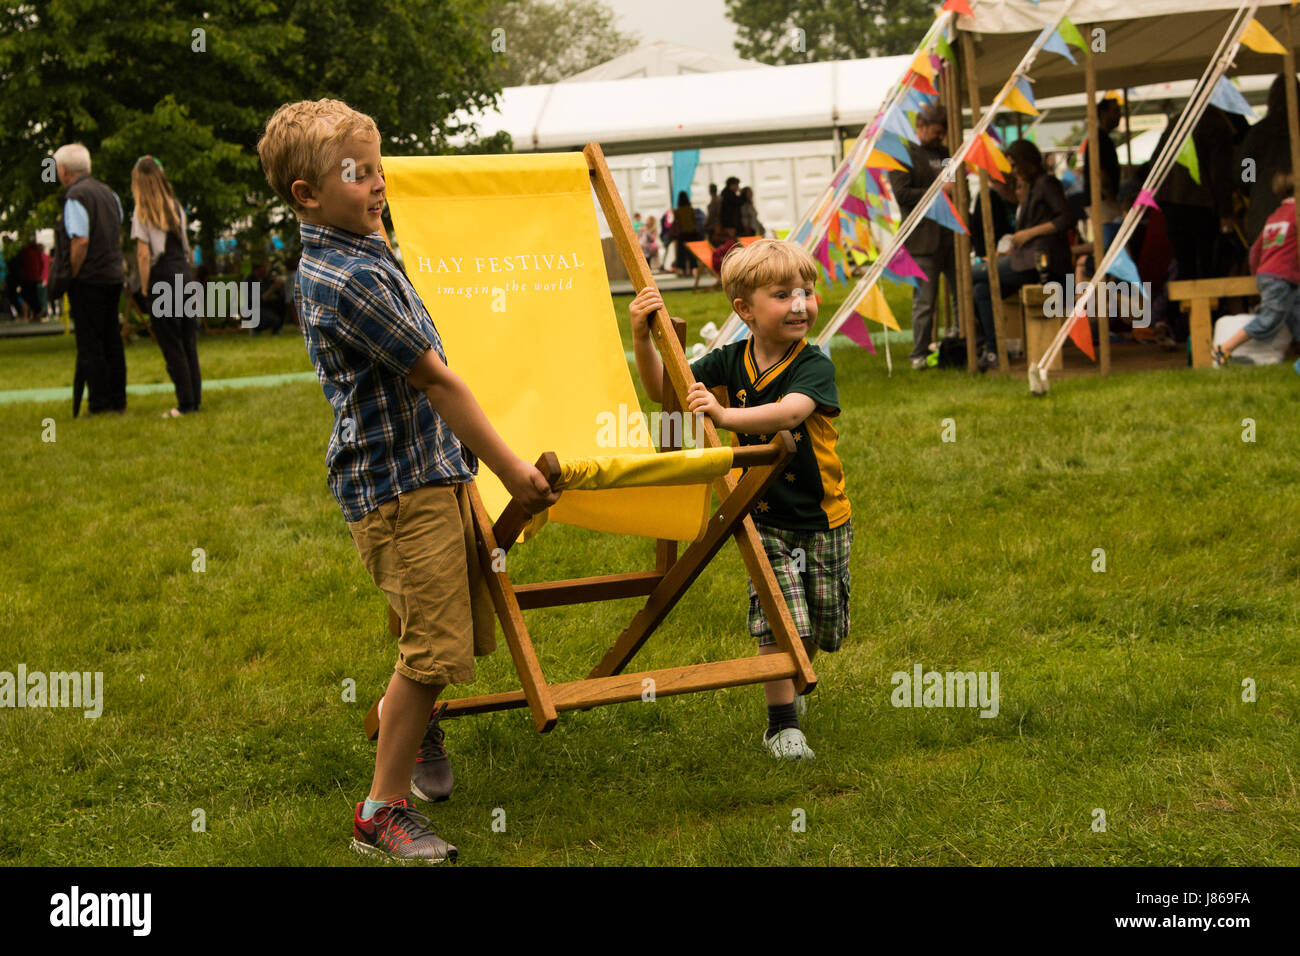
[628, 240, 853, 760]
[641, 216, 660, 270]
[1214, 171, 1299, 367]
[257, 98, 556, 863]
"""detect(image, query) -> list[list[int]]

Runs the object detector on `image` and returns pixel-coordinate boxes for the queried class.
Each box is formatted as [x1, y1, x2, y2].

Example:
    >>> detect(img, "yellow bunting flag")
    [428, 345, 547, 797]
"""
[982, 133, 1011, 173]
[1239, 18, 1286, 55]
[865, 149, 907, 172]
[858, 283, 900, 331]
[911, 50, 935, 81]
[1002, 84, 1039, 116]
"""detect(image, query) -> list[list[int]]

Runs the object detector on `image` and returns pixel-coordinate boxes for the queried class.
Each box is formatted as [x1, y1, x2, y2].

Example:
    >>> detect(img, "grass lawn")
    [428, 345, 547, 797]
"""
[1, 285, 1297, 866]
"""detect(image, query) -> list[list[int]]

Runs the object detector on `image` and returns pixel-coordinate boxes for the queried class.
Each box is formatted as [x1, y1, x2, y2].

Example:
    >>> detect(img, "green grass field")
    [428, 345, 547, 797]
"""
[1, 285, 1298, 866]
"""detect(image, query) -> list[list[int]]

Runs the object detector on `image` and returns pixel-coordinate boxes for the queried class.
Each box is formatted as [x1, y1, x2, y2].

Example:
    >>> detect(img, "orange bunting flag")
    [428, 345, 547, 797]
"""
[1067, 309, 1096, 360]
[865, 149, 907, 172]
[942, 0, 975, 16]
[981, 133, 1011, 173]
[858, 284, 900, 331]
[908, 70, 939, 96]
[965, 136, 1005, 181]
[1239, 18, 1286, 55]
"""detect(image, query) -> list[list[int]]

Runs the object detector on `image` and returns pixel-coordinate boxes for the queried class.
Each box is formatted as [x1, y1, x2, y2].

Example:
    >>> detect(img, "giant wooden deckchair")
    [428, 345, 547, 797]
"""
[362, 145, 815, 736]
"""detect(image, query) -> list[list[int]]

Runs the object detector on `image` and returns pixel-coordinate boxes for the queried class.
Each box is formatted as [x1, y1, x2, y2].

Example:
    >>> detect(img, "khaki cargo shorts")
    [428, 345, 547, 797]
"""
[347, 482, 495, 687]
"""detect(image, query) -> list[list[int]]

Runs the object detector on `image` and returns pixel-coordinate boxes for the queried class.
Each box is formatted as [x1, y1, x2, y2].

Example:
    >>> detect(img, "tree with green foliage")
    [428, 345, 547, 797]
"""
[725, 0, 935, 64]
[0, 0, 509, 265]
[488, 0, 638, 87]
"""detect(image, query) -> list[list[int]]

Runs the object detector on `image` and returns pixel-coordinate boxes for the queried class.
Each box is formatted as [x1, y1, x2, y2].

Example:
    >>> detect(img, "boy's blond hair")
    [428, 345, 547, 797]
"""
[257, 99, 380, 212]
[720, 239, 819, 308]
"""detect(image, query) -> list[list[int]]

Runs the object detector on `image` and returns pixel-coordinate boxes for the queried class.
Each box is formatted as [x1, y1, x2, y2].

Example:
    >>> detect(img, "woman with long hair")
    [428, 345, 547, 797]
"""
[969, 139, 1073, 370]
[131, 155, 201, 417]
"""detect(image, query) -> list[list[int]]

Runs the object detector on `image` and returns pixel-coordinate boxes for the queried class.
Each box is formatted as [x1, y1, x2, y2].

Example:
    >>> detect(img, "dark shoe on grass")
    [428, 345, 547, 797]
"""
[410, 703, 453, 802]
[352, 797, 457, 864]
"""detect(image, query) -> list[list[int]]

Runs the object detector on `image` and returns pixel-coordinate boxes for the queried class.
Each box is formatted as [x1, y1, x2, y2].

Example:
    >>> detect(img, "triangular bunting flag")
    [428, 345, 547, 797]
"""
[942, 0, 974, 16]
[842, 194, 870, 217]
[1058, 17, 1088, 52]
[849, 248, 870, 267]
[815, 235, 832, 273]
[840, 313, 878, 353]
[908, 70, 939, 96]
[1067, 310, 1096, 360]
[877, 132, 914, 167]
[889, 246, 929, 281]
[1135, 188, 1160, 211]
[1042, 29, 1077, 64]
[882, 107, 921, 144]
[981, 133, 1011, 172]
[911, 51, 935, 82]
[861, 284, 901, 330]
[1003, 83, 1039, 116]
[935, 33, 954, 63]
[901, 85, 935, 113]
[923, 190, 969, 235]
[1175, 135, 1201, 184]
[1239, 18, 1286, 55]
[1105, 246, 1143, 288]
[866, 149, 907, 172]
[881, 266, 919, 288]
[1209, 76, 1257, 119]
[849, 170, 868, 200]
[965, 136, 1006, 181]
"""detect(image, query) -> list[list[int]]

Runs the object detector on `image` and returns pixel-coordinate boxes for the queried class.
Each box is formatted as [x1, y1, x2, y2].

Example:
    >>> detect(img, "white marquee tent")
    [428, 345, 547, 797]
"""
[467, 55, 911, 153]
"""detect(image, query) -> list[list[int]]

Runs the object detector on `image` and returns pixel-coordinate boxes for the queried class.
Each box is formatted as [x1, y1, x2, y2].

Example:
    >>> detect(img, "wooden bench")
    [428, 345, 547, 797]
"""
[1020, 285, 1063, 371]
[1166, 276, 1259, 369]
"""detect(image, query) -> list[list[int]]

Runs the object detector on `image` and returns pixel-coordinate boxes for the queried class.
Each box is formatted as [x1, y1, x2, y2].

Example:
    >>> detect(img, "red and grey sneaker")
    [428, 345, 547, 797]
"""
[411, 703, 454, 803]
[351, 797, 457, 864]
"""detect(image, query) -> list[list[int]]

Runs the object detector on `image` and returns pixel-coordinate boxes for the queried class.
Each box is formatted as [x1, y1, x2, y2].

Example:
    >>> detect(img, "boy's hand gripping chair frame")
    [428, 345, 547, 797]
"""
[364, 143, 816, 736]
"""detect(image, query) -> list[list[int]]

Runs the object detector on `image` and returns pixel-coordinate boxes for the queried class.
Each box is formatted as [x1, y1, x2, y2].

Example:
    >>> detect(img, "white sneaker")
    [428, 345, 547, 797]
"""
[910, 356, 927, 371]
[763, 727, 815, 761]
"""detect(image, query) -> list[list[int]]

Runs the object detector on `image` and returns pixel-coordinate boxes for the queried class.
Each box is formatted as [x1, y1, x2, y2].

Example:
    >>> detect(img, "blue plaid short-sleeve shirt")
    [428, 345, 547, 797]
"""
[296, 221, 477, 522]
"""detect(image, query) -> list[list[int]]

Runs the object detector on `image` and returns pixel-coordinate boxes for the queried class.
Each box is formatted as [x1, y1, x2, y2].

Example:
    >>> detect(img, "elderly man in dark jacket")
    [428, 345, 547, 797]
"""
[50, 143, 126, 415]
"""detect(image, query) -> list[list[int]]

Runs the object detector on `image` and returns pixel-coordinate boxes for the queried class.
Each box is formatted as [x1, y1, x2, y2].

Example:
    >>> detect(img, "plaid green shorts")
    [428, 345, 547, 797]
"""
[747, 520, 853, 652]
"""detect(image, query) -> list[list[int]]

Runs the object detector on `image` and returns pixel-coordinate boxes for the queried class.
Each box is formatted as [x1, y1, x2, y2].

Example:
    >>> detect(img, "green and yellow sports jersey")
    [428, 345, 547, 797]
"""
[691, 337, 850, 532]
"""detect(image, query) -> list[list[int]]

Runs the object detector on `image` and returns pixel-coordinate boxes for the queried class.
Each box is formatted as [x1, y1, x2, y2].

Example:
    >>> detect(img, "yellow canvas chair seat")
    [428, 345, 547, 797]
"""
[362, 145, 816, 735]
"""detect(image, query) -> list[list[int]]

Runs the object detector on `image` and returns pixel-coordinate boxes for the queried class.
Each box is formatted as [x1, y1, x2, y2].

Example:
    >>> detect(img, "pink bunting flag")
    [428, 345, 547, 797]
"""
[840, 313, 877, 353]
[816, 235, 833, 273]
[1135, 188, 1160, 211]
[889, 246, 930, 282]
[842, 195, 870, 218]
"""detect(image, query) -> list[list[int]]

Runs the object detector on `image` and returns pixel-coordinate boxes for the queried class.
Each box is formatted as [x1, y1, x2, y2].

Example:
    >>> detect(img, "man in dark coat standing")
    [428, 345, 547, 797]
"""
[50, 143, 126, 415]
[889, 105, 956, 370]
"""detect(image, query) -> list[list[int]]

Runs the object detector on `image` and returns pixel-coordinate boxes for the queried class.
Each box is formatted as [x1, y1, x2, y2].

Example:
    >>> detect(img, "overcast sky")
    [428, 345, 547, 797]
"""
[603, 0, 740, 59]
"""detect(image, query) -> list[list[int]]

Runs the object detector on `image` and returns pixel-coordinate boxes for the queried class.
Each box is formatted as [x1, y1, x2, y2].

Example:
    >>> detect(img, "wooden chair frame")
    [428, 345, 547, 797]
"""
[364, 143, 817, 736]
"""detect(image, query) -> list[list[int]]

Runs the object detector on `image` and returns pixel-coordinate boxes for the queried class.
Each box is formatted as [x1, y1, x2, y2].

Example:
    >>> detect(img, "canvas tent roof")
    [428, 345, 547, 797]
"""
[960, 0, 1296, 102]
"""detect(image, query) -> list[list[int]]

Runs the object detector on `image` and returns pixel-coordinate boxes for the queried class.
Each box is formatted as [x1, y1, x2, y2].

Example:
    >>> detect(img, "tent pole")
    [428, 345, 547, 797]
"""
[1283, 8, 1300, 281]
[1085, 36, 1111, 375]
[963, 29, 1009, 373]
[945, 40, 979, 372]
